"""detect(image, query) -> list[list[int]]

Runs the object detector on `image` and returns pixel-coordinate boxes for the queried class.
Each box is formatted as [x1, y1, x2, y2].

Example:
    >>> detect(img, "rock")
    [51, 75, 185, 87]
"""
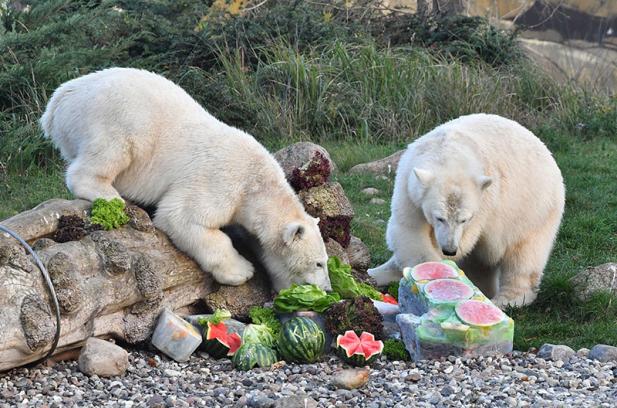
[331, 368, 370, 390]
[537, 344, 575, 361]
[204, 267, 273, 321]
[78, 337, 129, 377]
[163, 369, 182, 377]
[299, 182, 354, 248]
[273, 142, 336, 185]
[325, 239, 350, 265]
[349, 150, 404, 176]
[273, 394, 318, 408]
[588, 344, 617, 363]
[346, 236, 371, 272]
[369, 198, 386, 205]
[125, 204, 156, 233]
[406, 372, 422, 382]
[151, 309, 202, 362]
[577, 348, 590, 358]
[570, 263, 617, 300]
[361, 187, 380, 196]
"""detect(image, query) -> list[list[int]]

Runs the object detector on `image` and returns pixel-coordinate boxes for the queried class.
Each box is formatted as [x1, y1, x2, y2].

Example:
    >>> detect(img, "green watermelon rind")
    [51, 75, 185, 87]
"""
[232, 343, 278, 371]
[202, 322, 241, 359]
[278, 317, 325, 363]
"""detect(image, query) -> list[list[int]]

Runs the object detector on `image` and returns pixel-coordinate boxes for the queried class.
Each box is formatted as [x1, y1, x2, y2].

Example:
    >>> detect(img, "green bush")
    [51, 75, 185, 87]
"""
[383, 339, 410, 361]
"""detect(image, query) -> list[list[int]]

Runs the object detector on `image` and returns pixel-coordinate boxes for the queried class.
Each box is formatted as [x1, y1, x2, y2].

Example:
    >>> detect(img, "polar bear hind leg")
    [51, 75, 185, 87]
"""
[492, 210, 562, 308]
[65, 146, 129, 202]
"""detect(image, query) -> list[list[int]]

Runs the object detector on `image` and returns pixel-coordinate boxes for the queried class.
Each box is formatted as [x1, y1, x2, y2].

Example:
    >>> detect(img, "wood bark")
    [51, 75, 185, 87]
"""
[0, 199, 234, 371]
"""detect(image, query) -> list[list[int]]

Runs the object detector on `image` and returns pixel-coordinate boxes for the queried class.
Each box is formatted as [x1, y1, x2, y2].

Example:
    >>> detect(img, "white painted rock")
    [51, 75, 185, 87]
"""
[78, 337, 129, 377]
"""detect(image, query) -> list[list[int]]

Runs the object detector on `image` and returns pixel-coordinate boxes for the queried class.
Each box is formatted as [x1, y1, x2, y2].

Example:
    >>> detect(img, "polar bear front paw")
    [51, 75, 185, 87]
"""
[492, 291, 537, 309]
[368, 261, 402, 286]
[211, 255, 255, 286]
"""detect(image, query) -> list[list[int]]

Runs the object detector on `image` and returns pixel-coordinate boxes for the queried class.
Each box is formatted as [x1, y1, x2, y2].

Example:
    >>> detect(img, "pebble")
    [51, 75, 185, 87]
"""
[0, 349, 615, 407]
[361, 187, 380, 197]
[369, 198, 386, 205]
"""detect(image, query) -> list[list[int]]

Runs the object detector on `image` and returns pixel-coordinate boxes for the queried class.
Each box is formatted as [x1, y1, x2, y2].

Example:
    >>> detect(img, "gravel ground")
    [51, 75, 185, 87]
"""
[1, 349, 615, 408]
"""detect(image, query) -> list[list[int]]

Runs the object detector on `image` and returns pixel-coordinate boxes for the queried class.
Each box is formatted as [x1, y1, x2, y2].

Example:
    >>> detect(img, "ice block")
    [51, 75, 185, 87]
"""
[397, 260, 514, 361]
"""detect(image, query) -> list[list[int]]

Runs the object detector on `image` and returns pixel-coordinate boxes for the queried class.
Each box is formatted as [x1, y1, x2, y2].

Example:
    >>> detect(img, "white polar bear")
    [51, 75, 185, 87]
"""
[368, 113, 565, 308]
[40, 67, 331, 291]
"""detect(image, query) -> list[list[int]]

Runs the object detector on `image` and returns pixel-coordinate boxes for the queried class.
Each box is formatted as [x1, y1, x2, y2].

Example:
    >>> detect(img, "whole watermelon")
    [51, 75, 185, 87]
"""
[232, 343, 278, 371]
[278, 317, 325, 363]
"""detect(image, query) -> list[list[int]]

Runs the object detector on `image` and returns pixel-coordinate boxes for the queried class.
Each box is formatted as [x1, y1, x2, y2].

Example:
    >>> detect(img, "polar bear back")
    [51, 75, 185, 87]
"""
[402, 113, 564, 249]
[41, 67, 289, 206]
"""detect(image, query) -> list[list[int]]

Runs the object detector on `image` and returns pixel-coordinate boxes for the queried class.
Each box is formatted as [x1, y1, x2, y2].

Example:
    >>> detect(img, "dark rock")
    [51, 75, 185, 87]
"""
[325, 239, 350, 265]
[125, 205, 156, 233]
[346, 236, 371, 272]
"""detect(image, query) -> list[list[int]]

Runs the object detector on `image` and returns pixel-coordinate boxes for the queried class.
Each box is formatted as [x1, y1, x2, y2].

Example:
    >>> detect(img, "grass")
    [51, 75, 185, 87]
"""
[1, 1, 616, 351]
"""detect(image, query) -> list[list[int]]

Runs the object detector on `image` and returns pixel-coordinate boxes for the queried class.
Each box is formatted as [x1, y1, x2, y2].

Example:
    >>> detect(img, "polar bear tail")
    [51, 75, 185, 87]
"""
[40, 83, 71, 139]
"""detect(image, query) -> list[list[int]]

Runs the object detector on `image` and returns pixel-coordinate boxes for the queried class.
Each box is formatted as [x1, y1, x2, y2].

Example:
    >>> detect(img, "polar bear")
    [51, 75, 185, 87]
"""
[368, 114, 565, 308]
[40, 67, 331, 291]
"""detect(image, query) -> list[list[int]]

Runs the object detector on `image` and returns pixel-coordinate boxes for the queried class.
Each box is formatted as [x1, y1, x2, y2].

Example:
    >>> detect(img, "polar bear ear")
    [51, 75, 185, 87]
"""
[312, 217, 321, 225]
[413, 168, 434, 187]
[283, 222, 305, 246]
[477, 175, 492, 190]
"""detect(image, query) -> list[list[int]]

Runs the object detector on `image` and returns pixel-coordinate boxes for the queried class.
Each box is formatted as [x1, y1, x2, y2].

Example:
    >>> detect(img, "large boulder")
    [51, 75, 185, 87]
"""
[298, 182, 355, 248]
[273, 142, 336, 190]
[569, 263, 617, 301]
[349, 150, 404, 176]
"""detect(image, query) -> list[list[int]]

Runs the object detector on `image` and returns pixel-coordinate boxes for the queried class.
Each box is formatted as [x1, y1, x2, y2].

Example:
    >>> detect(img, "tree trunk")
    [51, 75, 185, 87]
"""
[418, 0, 468, 19]
[0, 199, 271, 372]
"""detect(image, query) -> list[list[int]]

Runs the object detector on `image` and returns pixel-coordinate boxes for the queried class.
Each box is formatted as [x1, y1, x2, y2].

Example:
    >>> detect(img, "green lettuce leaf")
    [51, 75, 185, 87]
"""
[328, 256, 382, 300]
[274, 284, 340, 313]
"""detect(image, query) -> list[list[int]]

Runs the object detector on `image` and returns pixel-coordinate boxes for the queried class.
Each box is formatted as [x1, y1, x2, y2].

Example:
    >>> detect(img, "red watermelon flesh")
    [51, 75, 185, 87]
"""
[336, 330, 384, 359]
[411, 262, 458, 281]
[424, 279, 473, 303]
[225, 332, 242, 356]
[204, 322, 242, 357]
[456, 300, 505, 327]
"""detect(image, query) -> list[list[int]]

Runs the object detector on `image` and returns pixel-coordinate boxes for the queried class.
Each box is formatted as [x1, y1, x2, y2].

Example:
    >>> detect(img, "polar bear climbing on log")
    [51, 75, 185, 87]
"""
[368, 114, 565, 308]
[41, 67, 331, 291]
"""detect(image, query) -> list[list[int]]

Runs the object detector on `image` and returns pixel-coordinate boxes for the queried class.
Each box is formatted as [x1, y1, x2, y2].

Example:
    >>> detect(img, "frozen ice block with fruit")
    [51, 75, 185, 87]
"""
[397, 261, 514, 361]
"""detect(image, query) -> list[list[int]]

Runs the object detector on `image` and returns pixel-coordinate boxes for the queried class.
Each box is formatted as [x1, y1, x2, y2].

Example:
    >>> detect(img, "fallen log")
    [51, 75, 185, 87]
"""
[0, 199, 271, 372]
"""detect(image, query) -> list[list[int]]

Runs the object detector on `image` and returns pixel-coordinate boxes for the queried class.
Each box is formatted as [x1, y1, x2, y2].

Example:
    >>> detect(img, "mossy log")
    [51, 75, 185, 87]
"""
[0, 199, 271, 372]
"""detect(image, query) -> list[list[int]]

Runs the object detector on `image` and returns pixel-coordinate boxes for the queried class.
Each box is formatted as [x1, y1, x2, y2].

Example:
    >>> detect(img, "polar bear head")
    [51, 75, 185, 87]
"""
[411, 166, 492, 257]
[262, 216, 331, 292]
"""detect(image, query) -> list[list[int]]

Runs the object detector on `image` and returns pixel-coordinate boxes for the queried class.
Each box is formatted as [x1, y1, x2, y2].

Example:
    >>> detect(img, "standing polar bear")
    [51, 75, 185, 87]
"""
[368, 114, 565, 308]
[41, 67, 331, 292]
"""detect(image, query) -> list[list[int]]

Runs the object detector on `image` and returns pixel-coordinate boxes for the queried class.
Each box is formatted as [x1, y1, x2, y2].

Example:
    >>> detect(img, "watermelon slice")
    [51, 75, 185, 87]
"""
[336, 330, 384, 366]
[423, 279, 473, 304]
[203, 321, 242, 358]
[381, 293, 398, 305]
[455, 300, 505, 327]
[410, 262, 458, 281]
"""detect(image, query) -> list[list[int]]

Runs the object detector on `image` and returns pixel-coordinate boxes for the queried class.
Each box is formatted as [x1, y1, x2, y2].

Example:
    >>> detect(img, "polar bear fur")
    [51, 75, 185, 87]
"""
[40, 67, 331, 291]
[368, 114, 565, 308]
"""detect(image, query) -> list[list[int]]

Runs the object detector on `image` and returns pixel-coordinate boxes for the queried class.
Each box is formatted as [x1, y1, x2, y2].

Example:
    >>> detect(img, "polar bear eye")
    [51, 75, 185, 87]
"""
[436, 217, 446, 223]
[316, 262, 324, 269]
